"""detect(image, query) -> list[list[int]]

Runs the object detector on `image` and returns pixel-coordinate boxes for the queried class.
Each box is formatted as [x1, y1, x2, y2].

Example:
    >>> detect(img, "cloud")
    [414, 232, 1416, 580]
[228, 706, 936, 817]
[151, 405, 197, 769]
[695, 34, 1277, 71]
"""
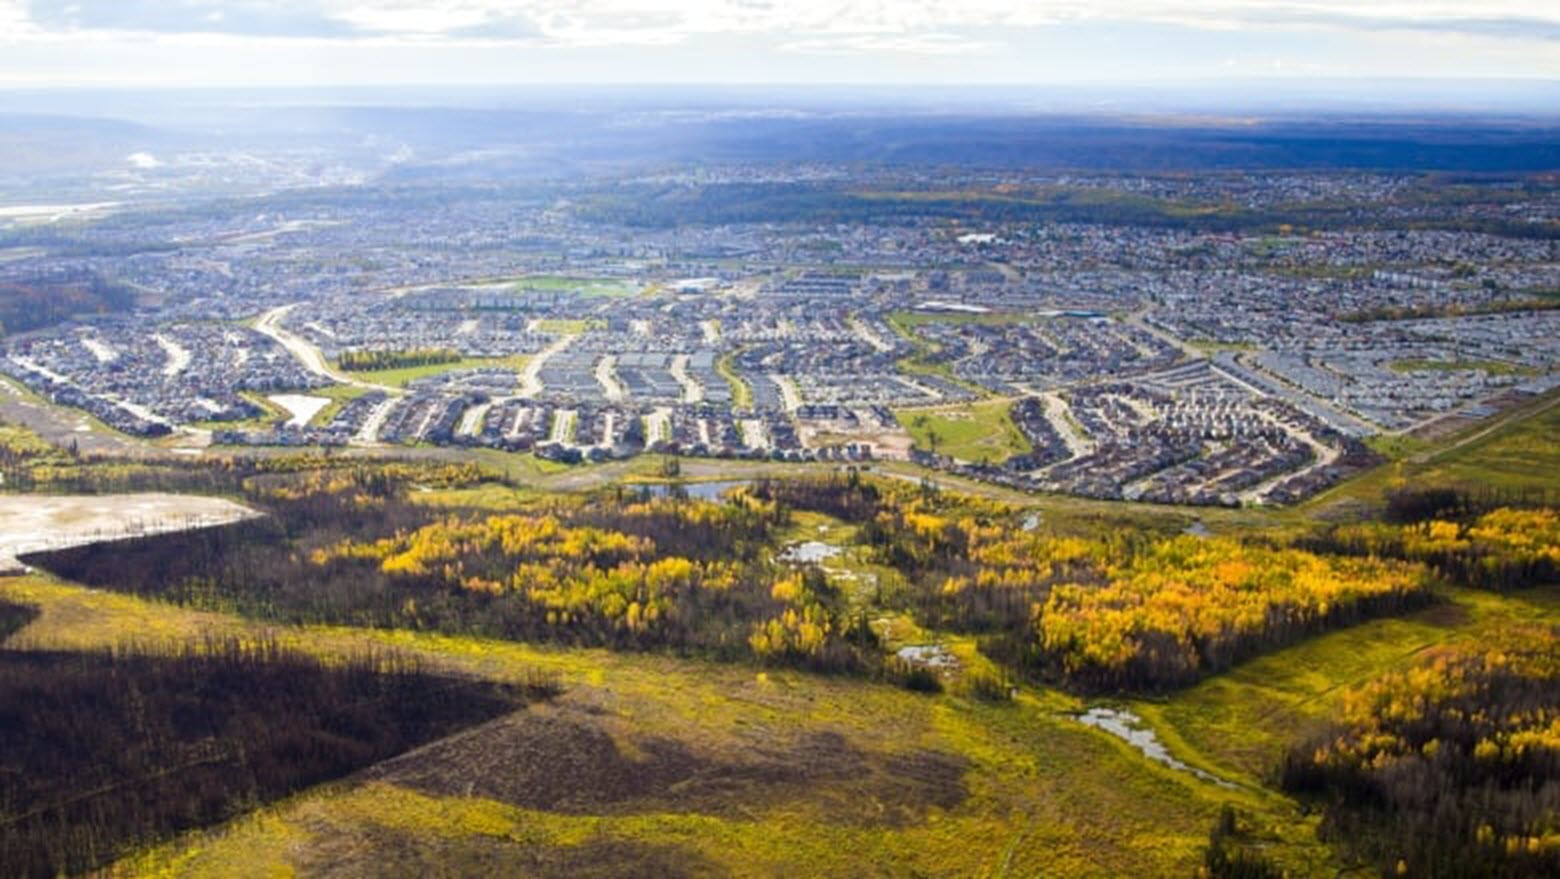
[1243, 10, 1560, 42]
[9, 1, 1560, 47]
[22, 0, 362, 38]
[780, 32, 994, 56]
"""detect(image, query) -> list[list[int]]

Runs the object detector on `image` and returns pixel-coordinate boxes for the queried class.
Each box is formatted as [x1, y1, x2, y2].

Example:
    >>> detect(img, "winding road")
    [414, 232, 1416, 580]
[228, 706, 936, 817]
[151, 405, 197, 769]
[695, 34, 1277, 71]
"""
[254, 304, 395, 393]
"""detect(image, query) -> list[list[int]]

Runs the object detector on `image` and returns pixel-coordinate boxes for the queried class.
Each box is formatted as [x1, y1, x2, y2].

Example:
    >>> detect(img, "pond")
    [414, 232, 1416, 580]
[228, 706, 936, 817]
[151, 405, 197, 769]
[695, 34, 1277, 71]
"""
[1075, 708, 1235, 788]
[779, 540, 842, 564]
[895, 644, 959, 670]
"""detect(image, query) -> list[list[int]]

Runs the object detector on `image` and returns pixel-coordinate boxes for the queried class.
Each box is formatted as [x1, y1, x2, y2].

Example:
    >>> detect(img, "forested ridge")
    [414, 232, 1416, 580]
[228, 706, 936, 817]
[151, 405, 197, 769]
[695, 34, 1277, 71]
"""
[0, 630, 554, 878]
[1281, 627, 1559, 877]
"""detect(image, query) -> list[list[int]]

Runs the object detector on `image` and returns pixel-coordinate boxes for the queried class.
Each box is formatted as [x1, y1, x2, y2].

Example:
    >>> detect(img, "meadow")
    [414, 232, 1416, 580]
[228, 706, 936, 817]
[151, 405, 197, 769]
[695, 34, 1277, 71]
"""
[895, 399, 1031, 465]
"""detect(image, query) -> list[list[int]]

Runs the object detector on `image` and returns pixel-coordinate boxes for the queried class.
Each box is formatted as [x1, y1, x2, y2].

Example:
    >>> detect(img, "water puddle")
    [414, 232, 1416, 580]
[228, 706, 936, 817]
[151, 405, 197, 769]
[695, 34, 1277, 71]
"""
[779, 540, 842, 563]
[1075, 708, 1235, 788]
[895, 644, 959, 670]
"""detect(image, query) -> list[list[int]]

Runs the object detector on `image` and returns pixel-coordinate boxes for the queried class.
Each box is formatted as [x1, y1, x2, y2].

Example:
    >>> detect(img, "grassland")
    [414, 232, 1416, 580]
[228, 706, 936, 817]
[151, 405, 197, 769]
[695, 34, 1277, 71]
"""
[1363, 432, 1431, 460]
[896, 399, 1031, 464]
[22, 521, 1536, 877]
[715, 351, 752, 408]
[1305, 390, 1560, 513]
[0, 569, 1329, 878]
[1386, 358, 1538, 377]
[888, 309, 1033, 329]
[190, 391, 288, 431]
[514, 275, 637, 297]
[339, 354, 529, 389]
[881, 311, 997, 396]
[306, 383, 377, 427]
[533, 319, 602, 334]
[858, 186, 1225, 220]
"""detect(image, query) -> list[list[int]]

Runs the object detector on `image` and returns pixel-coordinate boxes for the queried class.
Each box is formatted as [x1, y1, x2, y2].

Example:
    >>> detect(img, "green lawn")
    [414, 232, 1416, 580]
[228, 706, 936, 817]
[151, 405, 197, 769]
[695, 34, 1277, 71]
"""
[1363, 432, 1430, 461]
[715, 351, 752, 408]
[1386, 358, 1538, 377]
[887, 309, 1033, 329]
[5, 388, 1555, 877]
[339, 355, 529, 389]
[190, 391, 289, 431]
[896, 399, 1031, 464]
[307, 384, 377, 427]
[533, 319, 601, 334]
[1141, 583, 1560, 785]
[882, 312, 997, 396]
[514, 276, 636, 297]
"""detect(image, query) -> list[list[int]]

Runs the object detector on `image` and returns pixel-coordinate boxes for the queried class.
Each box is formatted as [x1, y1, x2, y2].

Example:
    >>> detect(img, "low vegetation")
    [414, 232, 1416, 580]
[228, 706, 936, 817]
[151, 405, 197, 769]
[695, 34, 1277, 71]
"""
[1, 399, 1555, 876]
[897, 399, 1031, 464]
[30, 471, 871, 673]
[756, 476, 1435, 692]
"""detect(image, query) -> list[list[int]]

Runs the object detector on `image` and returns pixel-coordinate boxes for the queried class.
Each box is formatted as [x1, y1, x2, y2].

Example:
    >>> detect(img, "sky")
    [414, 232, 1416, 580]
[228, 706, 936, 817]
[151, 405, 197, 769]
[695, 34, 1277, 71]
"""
[0, 1, 1556, 88]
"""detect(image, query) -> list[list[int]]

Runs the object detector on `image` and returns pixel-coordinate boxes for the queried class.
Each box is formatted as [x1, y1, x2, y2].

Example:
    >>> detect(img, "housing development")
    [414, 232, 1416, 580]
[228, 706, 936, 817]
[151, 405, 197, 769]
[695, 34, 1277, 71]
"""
[3, 168, 1553, 507]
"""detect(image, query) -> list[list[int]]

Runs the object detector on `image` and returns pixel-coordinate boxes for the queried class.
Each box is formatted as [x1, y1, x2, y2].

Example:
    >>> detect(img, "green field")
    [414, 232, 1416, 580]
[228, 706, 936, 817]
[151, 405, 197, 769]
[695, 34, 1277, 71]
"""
[896, 399, 1031, 464]
[882, 312, 999, 395]
[533, 319, 602, 335]
[715, 351, 752, 408]
[888, 309, 1033, 329]
[305, 384, 376, 427]
[1386, 358, 1538, 377]
[1139, 583, 1560, 787]
[190, 391, 289, 431]
[1307, 390, 1560, 511]
[13, 530, 1548, 877]
[515, 275, 637, 297]
[339, 354, 529, 389]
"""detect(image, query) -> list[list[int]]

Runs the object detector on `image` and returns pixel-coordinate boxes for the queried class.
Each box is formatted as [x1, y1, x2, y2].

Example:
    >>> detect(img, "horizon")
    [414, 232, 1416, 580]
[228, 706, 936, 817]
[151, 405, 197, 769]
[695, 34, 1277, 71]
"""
[0, 79, 1557, 121]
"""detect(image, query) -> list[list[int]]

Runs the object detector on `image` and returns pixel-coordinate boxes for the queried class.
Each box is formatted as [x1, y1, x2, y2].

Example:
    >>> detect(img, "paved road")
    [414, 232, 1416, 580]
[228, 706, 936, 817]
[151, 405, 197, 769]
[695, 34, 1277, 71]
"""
[255, 304, 396, 393]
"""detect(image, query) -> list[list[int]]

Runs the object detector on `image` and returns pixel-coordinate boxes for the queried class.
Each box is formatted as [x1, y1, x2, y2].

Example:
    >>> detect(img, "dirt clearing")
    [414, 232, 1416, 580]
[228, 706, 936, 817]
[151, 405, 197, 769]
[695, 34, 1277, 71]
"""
[0, 493, 257, 573]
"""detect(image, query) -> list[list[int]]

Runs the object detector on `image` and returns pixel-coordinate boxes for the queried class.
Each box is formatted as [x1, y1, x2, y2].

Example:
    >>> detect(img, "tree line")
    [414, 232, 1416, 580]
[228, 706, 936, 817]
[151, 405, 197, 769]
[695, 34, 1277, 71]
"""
[28, 471, 875, 674]
[1302, 500, 1558, 592]
[338, 347, 463, 372]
